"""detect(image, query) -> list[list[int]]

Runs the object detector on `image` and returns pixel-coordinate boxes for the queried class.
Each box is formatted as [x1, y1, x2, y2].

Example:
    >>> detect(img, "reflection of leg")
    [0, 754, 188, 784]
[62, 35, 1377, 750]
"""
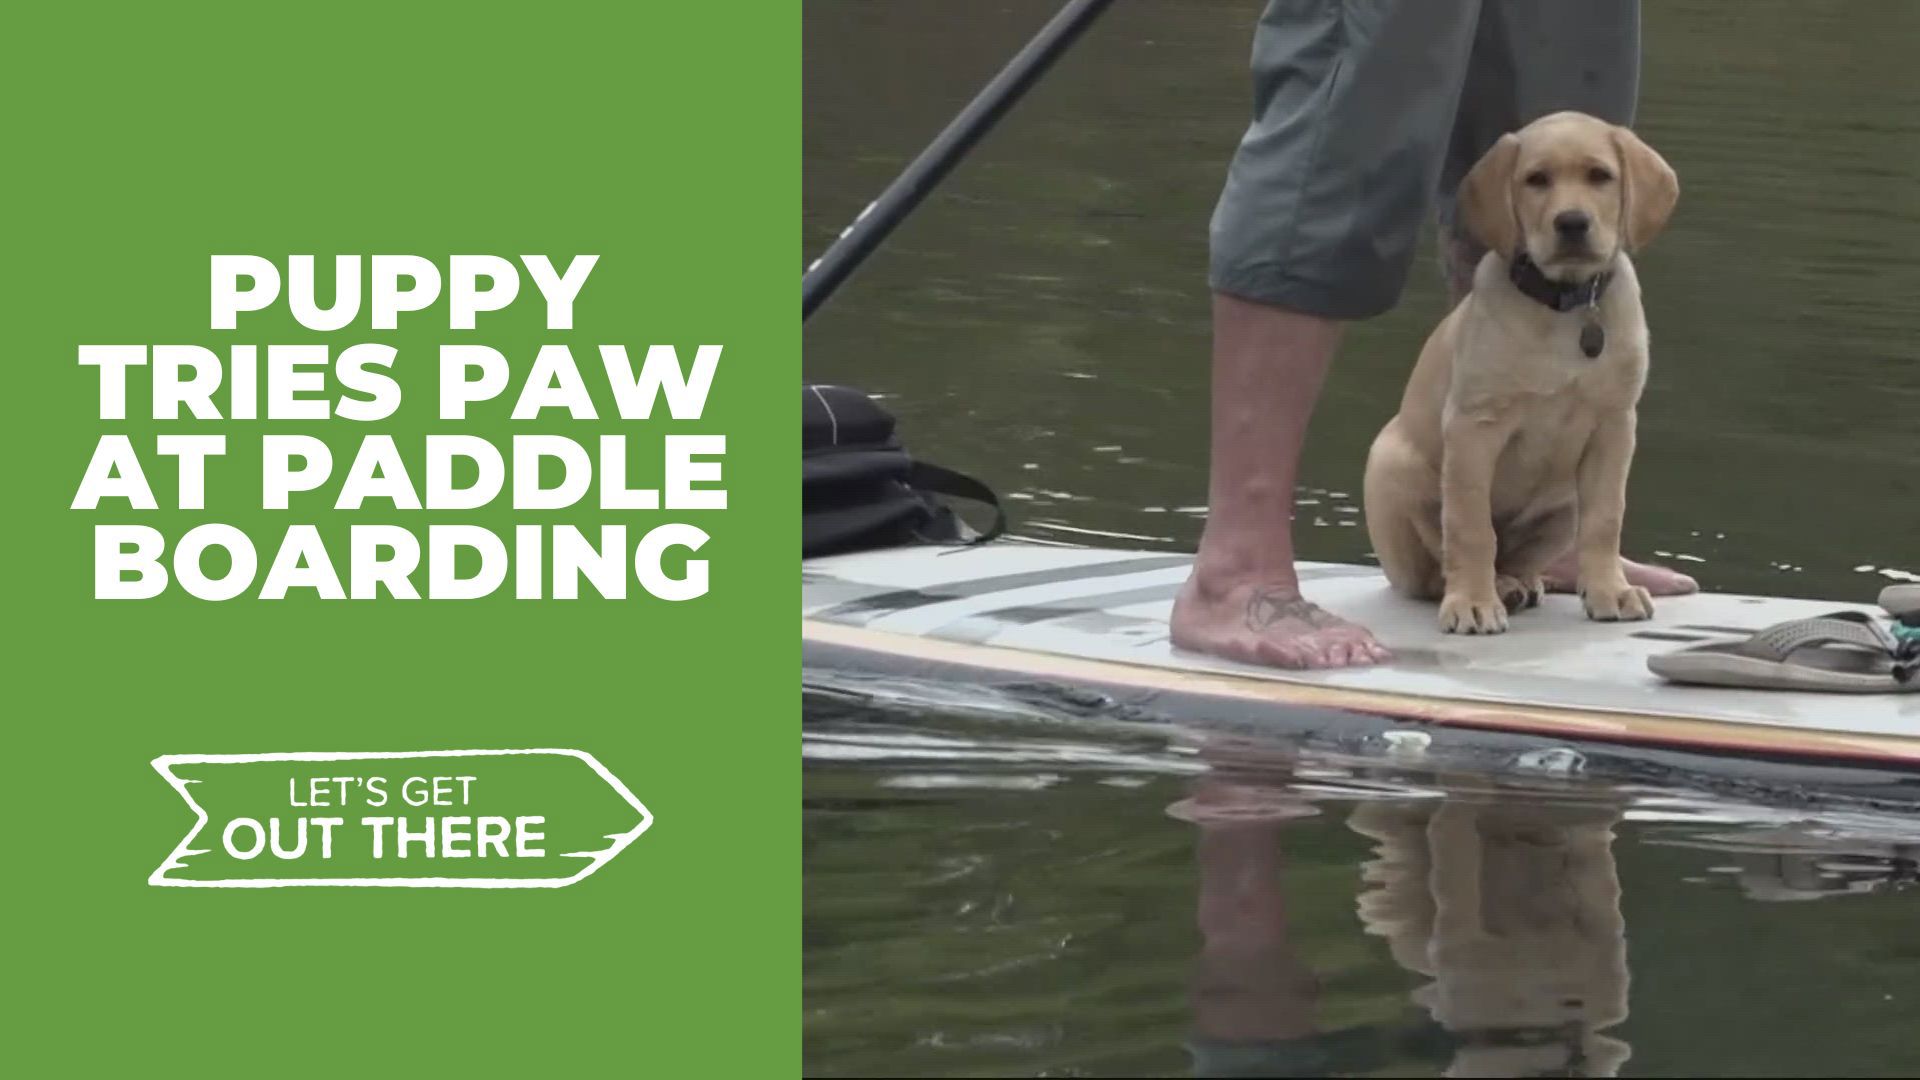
[1424, 797, 1632, 1077]
[1185, 778, 1320, 1044]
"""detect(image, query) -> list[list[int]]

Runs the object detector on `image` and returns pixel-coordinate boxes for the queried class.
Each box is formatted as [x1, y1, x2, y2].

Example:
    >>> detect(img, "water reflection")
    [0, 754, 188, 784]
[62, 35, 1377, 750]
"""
[802, 691, 1920, 1076]
[1176, 742, 1632, 1077]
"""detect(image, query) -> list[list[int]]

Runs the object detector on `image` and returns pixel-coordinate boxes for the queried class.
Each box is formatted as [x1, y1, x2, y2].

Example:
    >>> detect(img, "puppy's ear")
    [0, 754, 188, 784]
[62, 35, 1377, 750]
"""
[1459, 132, 1521, 257]
[1612, 125, 1678, 251]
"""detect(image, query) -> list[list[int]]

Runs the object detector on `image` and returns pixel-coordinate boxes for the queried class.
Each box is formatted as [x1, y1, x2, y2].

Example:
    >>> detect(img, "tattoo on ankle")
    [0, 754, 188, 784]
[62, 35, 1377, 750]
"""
[1245, 587, 1341, 632]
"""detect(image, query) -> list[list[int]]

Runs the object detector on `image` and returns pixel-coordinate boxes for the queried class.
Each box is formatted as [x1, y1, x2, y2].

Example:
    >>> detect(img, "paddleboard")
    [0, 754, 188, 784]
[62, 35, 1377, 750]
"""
[803, 541, 1920, 770]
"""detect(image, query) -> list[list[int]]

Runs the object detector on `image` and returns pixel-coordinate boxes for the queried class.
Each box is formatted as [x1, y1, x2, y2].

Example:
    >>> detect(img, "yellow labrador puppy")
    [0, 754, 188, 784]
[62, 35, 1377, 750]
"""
[1363, 111, 1678, 635]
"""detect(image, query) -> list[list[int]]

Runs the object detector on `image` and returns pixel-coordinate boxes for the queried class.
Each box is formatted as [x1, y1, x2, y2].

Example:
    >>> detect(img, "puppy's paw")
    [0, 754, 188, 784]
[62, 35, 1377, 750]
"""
[1496, 574, 1545, 613]
[1581, 581, 1654, 622]
[1439, 590, 1509, 635]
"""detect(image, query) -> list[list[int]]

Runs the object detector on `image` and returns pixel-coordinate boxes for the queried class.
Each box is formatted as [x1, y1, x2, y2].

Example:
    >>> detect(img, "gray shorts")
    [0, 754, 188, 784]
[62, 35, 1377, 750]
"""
[1208, 0, 1640, 319]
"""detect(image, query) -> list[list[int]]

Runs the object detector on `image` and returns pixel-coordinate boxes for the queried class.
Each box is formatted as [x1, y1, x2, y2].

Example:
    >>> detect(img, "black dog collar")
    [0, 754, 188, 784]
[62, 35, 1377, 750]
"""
[1508, 253, 1612, 357]
[1508, 253, 1612, 312]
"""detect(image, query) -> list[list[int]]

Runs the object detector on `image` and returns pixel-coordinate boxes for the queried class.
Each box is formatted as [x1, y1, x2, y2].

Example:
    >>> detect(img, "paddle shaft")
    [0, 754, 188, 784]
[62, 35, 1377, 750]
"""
[801, 0, 1117, 322]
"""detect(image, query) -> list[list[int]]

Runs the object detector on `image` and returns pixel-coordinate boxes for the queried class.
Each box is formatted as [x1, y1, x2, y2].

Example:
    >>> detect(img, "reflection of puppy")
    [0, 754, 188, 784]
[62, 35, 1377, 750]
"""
[1350, 793, 1631, 1077]
[1349, 799, 1439, 978]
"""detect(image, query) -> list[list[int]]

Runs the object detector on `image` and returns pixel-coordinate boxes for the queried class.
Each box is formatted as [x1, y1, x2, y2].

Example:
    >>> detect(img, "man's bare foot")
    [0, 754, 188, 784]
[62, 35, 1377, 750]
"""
[1185, 296, 1380, 670]
[1542, 552, 1698, 597]
[1171, 576, 1391, 669]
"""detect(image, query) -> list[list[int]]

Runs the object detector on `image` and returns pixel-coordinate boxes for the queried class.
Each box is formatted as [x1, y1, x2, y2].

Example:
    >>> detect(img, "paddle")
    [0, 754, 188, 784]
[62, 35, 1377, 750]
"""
[801, 0, 1117, 322]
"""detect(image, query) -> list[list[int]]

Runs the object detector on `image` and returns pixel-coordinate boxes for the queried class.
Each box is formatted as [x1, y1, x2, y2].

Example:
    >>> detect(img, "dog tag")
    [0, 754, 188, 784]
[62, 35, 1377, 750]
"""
[1580, 318, 1605, 358]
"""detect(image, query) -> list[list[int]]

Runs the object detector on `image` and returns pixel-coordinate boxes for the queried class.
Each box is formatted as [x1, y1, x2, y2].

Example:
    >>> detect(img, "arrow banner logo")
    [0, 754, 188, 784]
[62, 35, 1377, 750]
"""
[150, 749, 652, 888]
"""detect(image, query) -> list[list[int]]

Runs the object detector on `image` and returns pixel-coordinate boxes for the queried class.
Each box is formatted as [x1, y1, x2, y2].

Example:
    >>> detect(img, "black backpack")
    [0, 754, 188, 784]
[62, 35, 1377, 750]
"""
[803, 383, 1006, 558]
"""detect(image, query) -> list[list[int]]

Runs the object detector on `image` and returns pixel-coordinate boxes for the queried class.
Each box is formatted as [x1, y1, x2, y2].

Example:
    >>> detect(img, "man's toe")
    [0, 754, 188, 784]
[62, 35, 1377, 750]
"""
[1255, 638, 1311, 670]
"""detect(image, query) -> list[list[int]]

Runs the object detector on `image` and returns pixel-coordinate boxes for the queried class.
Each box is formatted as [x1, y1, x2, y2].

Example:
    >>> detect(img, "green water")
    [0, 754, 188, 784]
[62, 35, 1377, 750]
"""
[804, 699, 1920, 1077]
[803, 2, 1920, 1075]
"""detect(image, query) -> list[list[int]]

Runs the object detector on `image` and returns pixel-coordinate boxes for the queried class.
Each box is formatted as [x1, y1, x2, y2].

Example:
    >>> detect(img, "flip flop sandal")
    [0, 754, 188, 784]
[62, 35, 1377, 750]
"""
[1648, 605, 1920, 694]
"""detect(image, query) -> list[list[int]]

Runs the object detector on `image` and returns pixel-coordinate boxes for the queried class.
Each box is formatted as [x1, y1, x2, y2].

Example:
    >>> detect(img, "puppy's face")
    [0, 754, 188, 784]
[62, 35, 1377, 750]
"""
[1512, 117, 1629, 276]
[1460, 112, 1679, 282]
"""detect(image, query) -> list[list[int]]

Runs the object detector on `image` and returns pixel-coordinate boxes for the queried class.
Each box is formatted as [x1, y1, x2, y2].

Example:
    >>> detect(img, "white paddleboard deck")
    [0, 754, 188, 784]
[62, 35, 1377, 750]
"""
[803, 542, 1920, 767]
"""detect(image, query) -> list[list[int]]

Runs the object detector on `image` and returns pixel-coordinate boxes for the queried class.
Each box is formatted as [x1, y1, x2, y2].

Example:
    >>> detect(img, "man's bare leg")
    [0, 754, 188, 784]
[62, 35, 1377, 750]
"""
[1440, 233, 1697, 599]
[1171, 293, 1391, 669]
